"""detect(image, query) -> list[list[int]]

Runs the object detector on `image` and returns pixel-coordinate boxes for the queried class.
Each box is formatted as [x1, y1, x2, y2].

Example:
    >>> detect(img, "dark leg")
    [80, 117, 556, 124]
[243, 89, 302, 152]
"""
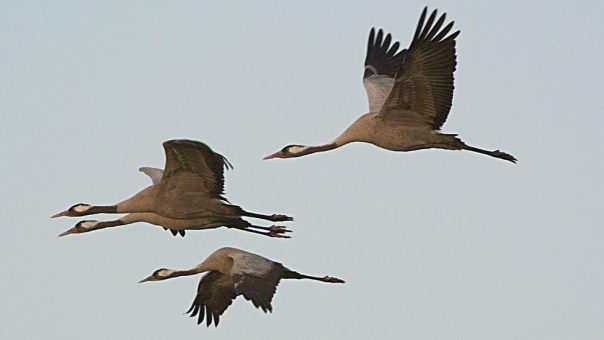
[283, 270, 345, 283]
[463, 145, 517, 163]
[224, 219, 292, 238]
[241, 211, 294, 222]
[228, 226, 291, 238]
[246, 224, 292, 234]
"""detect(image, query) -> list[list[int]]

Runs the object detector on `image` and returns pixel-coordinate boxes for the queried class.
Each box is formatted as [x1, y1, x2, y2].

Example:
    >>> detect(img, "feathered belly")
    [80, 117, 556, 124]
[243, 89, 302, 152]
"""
[368, 128, 462, 152]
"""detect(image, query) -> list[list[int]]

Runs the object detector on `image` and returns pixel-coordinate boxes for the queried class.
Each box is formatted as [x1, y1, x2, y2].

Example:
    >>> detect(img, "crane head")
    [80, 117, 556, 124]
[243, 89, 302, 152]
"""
[139, 268, 175, 283]
[51, 203, 91, 218]
[263, 145, 307, 160]
[58, 220, 99, 237]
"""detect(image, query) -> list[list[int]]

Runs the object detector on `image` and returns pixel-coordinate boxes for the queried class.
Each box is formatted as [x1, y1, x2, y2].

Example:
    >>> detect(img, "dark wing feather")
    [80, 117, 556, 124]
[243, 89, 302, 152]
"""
[185, 271, 237, 327]
[363, 28, 406, 112]
[232, 263, 286, 313]
[164, 227, 185, 237]
[161, 140, 232, 200]
[378, 7, 460, 130]
[364, 28, 406, 79]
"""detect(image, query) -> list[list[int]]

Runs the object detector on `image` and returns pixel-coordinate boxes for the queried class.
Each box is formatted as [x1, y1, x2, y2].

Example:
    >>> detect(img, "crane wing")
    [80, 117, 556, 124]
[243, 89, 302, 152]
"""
[139, 167, 164, 185]
[363, 28, 406, 113]
[377, 7, 459, 130]
[186, 271, 237, 327]
[231, 269, 284, 313]
[229, 251, 285, 312]
[160, 140, 233, 200]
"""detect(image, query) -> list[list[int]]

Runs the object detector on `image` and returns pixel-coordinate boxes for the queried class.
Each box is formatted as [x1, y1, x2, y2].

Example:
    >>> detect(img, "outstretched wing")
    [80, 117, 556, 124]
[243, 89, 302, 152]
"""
[186, 271, 237, 327]
[363, 28, 406, 113]
[231, 268, 285, 313]
[378, 7, 460, 130]
[139, 167, 164, 185]
[161, 140, 233, 200]
[229, 251, 286, 313]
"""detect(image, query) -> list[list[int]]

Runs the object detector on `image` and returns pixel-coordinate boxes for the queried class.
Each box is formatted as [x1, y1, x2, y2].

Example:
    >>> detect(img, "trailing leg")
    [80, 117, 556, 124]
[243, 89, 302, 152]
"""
[241, 211, 294, 222]
[283, 269, 345, 283]
[224, 219, 292, 238]
[463, 145, 517, 163]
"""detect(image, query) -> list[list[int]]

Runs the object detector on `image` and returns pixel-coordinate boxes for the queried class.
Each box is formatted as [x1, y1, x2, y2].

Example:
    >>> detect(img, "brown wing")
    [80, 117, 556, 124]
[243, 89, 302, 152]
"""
[161, 140, 233, 200]
[231, 263, 286, 313]
[185, 271, 237, 327]
[378, 7, 460, 130]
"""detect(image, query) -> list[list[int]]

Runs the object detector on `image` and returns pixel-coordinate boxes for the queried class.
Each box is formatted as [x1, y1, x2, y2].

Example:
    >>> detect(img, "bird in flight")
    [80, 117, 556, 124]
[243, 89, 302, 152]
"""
[53, 140, 293, 238]
[264, 7, 516, 163]
[139, 247, 344, 327]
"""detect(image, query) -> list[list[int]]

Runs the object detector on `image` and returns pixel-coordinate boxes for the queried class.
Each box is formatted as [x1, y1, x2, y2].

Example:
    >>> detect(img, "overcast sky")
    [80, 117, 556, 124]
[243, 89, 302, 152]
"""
[2, 1, 603, 339]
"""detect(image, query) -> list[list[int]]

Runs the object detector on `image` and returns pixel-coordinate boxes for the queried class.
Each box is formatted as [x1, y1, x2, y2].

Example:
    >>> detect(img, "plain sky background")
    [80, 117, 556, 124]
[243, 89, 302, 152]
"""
[1, 1, 603, 339]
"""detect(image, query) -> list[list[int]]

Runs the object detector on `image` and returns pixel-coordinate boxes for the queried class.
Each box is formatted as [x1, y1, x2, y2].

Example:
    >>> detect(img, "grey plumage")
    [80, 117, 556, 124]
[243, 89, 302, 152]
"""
[58, 212, 291, 238]
[53, 139, 293, 238]
[139, 247, 345, 327]
[264, 7, 516, 163]
[139, 167, 164, 185]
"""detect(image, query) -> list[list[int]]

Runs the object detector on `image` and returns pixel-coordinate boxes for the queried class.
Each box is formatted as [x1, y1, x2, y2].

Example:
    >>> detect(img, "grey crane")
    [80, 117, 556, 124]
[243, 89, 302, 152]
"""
[139, 247, 344, 327]
[52, 139, 292, 238]
[264, 7, 516, 163]
[58, 167, 288, 238]
[59, 212, 290, 238]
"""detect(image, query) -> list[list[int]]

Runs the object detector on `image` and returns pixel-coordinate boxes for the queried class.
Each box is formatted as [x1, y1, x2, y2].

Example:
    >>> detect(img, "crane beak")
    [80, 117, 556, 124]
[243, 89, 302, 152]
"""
[58, 227, 78, 237]
[51, 210, 69, 218]
[138, 275, 156, 283]
[263, 152, 282, 160]
[323, 276, 346, 284]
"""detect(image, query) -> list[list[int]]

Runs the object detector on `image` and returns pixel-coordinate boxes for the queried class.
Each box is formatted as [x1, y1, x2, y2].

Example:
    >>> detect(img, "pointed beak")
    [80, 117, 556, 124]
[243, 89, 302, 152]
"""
[51, 210, 69, 218]
[324, 276, 346, 284]
[263, 152, 282, 160]
[138, 275, 156, 283]
[58, 227, 78, 237]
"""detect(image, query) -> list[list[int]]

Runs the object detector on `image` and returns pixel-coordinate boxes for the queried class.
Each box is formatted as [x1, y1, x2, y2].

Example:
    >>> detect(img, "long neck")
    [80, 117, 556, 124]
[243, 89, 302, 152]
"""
[82, 215, 146, 233]
[85, 205, 118, 215]
[295, 142, 339, 157]
[114, 186, 158, 213]
[59, 219, 125, 237]
[167, 268, 206, 279]
[167, 261, 216, 279]
[120, 212, 160, 225]
[86, 219, 128, 231]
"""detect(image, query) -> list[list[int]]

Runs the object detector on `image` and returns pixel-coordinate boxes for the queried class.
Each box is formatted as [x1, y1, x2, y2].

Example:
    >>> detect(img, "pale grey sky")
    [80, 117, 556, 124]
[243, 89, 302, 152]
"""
[1, 1, 603, 339]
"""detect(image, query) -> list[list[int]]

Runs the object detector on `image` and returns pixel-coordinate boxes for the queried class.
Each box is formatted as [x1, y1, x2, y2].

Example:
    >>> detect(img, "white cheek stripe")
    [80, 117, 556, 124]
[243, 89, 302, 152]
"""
[74, 205, 90, 213]
[160, 269, 175, 278]
[80, 221, 98, 229]
[288, 146, 307, 154]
